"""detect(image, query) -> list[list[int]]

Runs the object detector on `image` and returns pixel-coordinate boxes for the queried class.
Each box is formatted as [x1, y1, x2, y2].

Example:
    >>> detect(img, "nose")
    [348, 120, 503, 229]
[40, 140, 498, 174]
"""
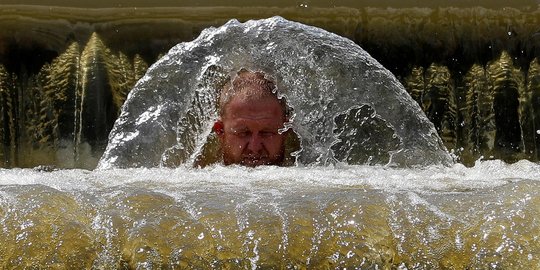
[246, 133, 263, 153]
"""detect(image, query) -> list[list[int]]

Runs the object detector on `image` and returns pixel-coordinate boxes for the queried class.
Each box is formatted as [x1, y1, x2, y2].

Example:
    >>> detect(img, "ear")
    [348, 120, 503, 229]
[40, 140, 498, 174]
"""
[213, 121, 224, 136]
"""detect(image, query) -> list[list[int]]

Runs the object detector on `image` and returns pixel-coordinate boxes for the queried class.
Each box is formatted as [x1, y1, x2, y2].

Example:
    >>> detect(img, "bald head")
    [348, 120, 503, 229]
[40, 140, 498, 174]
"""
[219, 69, 286, 118]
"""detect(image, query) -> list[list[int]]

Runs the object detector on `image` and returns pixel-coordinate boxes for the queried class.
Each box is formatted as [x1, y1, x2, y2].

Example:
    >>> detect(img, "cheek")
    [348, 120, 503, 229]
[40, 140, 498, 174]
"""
[265, 136, 285, 152]
[223, 135, 246, 151]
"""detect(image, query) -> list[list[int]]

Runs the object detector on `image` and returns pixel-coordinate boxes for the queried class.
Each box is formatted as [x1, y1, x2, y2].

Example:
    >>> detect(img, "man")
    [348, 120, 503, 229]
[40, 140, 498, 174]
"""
[212, 69, 293, 167]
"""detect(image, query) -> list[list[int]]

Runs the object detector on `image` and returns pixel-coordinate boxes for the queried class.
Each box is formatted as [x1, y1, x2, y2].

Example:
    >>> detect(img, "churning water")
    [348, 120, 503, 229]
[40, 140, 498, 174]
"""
[0, 162, 539, 268]
[0, 16, 539, 269]
[99, 17, 452, 169]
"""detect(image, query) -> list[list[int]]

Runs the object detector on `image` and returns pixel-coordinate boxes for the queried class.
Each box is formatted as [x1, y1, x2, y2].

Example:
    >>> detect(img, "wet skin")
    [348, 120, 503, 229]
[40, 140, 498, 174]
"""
[215, 95, 287, 166]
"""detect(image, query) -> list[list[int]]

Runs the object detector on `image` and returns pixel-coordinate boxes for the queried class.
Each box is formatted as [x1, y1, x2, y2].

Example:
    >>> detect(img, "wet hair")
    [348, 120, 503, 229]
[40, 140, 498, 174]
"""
[218, 69, 288, 118]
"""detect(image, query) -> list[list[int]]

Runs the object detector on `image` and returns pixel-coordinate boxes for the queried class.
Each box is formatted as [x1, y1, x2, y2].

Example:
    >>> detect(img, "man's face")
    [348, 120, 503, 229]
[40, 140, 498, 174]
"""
[216, 94, 287, 167]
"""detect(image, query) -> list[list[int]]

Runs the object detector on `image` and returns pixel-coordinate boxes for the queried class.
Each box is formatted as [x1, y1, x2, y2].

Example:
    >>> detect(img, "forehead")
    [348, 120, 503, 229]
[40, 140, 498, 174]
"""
[223, 94, 284, 121]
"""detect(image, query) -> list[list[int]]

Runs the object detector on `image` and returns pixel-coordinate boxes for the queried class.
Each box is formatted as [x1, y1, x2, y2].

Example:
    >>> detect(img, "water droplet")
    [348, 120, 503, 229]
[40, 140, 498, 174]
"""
[198, 232, 204, 239]
[507, 31, 512, 36]
[536, 130, 540, 135]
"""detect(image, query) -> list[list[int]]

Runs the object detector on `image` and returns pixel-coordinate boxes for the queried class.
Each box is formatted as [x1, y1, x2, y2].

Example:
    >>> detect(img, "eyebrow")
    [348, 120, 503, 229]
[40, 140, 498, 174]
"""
[228, 126, 248, 132]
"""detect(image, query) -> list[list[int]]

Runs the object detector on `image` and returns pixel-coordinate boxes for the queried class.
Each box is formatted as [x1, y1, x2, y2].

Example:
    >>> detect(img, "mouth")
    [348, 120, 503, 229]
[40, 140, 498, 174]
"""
[241, 157, 269, 167]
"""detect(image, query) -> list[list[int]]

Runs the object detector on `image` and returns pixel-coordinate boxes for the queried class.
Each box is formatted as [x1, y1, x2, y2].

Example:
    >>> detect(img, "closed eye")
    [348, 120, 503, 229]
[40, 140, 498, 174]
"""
[233, 130, 251, 137]
[260, 130, 277, 137]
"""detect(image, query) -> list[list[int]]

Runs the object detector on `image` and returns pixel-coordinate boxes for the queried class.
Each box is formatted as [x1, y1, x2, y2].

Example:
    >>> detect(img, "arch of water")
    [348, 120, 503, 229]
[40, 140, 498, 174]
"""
[98, 17, 452, 169]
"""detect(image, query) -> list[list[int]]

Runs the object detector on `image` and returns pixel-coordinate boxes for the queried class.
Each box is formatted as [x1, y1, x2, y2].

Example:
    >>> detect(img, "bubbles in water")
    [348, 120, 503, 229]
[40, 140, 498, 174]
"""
[297, 0, 310, 8]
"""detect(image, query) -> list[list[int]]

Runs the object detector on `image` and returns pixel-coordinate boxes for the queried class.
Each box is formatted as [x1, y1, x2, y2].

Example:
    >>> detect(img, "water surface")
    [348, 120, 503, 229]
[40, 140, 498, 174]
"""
[0, 161, 538, 268]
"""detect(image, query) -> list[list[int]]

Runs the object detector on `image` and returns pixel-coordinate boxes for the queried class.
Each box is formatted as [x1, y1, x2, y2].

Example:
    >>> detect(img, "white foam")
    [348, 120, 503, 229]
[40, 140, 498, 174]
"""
[0, 159, 537, 193]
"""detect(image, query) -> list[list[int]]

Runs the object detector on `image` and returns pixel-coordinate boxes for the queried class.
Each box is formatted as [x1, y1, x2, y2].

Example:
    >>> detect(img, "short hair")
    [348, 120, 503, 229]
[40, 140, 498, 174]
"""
[218, 69, 288, 118]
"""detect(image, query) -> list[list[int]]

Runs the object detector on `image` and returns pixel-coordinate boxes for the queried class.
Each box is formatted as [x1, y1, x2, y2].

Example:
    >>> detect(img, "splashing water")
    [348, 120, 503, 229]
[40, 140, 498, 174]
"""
[98, 16, 452, 169]
[1, 17, 538, 269]
[0, 161, 539, 268]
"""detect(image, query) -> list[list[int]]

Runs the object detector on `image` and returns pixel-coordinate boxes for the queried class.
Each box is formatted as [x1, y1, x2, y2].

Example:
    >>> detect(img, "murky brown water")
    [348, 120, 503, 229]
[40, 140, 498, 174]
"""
[1, 1, 537, 8]
[0, 163, 538, 268]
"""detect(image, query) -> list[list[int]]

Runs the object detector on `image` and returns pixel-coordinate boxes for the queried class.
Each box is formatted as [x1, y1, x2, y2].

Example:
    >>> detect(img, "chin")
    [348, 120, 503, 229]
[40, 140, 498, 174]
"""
[241, 158, 270, 167]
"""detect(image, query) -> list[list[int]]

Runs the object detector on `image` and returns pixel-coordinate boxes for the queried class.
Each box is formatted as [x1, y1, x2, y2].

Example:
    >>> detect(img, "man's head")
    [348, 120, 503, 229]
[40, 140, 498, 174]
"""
[213, 69, 288, 167]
